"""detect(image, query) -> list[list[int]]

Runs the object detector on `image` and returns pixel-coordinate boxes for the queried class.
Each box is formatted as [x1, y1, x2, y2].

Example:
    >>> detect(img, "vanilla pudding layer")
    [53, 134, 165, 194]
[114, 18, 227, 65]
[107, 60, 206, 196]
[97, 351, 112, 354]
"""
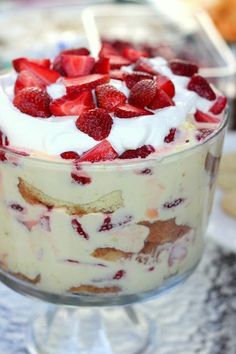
[0, 130, 224, 296]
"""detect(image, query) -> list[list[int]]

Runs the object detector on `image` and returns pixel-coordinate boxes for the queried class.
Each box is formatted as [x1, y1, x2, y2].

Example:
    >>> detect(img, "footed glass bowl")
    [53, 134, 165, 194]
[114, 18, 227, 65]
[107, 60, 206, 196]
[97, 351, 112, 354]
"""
[0, 108, 227, 353]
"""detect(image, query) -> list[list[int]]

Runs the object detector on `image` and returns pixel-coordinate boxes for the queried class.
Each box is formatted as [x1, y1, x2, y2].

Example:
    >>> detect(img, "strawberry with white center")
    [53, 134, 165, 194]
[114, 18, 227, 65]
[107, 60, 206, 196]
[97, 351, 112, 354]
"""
[50, 91, 95, 116]
[64, 74, 110, 94]
[61, 55, 95, 77]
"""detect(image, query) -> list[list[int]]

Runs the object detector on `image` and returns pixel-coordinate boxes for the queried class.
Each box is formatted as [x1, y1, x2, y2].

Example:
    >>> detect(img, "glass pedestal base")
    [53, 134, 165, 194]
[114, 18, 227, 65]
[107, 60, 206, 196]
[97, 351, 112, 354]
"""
[27, 305, 156, 354]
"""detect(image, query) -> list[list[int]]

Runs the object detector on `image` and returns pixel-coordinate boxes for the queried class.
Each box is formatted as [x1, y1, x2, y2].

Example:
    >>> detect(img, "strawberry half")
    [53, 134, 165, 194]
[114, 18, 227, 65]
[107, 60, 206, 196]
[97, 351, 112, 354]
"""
[114, 103, 153, 118]
[155, 74, 175, 98]
[61, 55, 95, 77]
[99, 43, 119, 58]
[147, 88, 175, 110]
[50, 90, 95, 116]
[108, 55, 131, 69]
[110, 70, 124, 81]
[128, 79, 157, 107]
[13, 87, 52, 118]
[194, 110, 220, 123]
[169, 59, 198, 77]
[119, 145, 155, 159]
[13, 57, 51, 72]
[76, 108, 113, 141]
[14, 70, 46, 95]
[92, 58, 110, 74]
[123, 71, 153, 89]
[14, 61, 60, 85]
[121, 47, 149, 62]
[77, 140, 118, 163]
[134, 59, 158, 75]
[64, 74, 110, 94]
[53, 47, 90, 74]
[95, 84, 126, 112]
[209, 96, 227, 115]
[187, 75, 216, 101]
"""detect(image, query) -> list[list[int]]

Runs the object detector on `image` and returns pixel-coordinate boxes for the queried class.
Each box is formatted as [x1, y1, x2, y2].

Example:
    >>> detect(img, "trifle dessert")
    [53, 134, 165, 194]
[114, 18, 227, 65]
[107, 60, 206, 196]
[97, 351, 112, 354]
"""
[0, 43, 227, 301]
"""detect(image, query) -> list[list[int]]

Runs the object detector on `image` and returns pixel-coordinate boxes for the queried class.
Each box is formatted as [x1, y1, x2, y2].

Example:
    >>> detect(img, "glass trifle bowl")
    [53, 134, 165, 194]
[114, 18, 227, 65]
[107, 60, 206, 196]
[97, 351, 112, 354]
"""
[0, 39, 228, 353]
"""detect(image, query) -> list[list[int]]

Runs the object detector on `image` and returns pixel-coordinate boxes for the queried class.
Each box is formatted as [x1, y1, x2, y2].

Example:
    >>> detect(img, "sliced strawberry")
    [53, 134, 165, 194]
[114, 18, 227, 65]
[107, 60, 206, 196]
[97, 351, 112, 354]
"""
[13, 57, 51, 72]
[14, 70, 46, 95]
[13, 87, 52, 118]
[169, 59, 198, 77]
[99, 43, 119, 58]
[108, 55, 131, 69]
[164, 128, 176, 143]
[61, 55, 95, 77]
[194, 110, 220, 123]
[129, 79, 156, 107]
[53, 47, 90, 74]
[187, 75, 216, 101]
[123, 71, 153, 89]
[50, 90, 94, 116]
[196, 128, 214, 141]
[60, 151, 80, 159]
[122, 47, 149, 62]
[64, 74, 110, 94]
[155, 74, 175, 98]
[77, 140, 118, 163]
[110, 70, 124, 81]
[148, 89, 175, 110]
[114, 103, 153, 118]
[75, 108, 113, 141]
[119, 145, 155, 159]
[71, 219, 89, 239]
[133, 59, 158, 75]
[71, 172, 91, 185]
[209, 96, 227, 115]
[14, 61, 60, 85]
[92, 57, 110, 74]
[95, 84, 126, 112]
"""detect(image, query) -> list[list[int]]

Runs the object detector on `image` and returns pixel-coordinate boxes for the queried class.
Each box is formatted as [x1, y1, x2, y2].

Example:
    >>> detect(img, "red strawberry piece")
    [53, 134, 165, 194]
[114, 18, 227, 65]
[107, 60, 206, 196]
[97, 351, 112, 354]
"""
[123, 71, 153, 89]
[0, 151, 6, 162]
[14, 70, 46, 95]
[77, 140, 118, 163]
[13, 87, 52, 118]
[122, 47, 149, 62]
[64, 74, 110, 94]
[147, 88, 175, 110]
[155, 74, 175, 98]
[129, 79, 157, 107]
[71, 172, 91, 185]
[209, 96, 227, 115]
[50, 90, 94, 116]
[108, 55, 131, 69]
[71, 218, 89, 240]
[60, 151, 80, 160]
[92, 57, 110, 74]
[196, 128, 213, 141]
[187, 75, 216, 101]
[169, 59, 198, 77]
[53, 47, 90, 74]
[194, 110, 220, 123]
[14, 61, 60, 85]
[164, 128, 176, 143]
[113, 270, 125, 280]
[134, 59, 158, 75]
[110, 70, 124, 81]
[99, 43, 119, 57]
[99, 216, 113, 231]
[95, 84, 126, 112]
[61, 55, 95, 77]
[13, 57, 51, 72]
[119, 145, 155, 159]
[76, 108, 113, 141]
[114, 103, 153, 118]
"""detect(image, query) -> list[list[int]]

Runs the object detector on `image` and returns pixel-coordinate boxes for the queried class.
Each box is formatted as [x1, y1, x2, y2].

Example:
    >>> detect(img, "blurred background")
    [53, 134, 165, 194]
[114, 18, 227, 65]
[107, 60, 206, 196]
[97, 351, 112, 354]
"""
[0, 1, 236, 353]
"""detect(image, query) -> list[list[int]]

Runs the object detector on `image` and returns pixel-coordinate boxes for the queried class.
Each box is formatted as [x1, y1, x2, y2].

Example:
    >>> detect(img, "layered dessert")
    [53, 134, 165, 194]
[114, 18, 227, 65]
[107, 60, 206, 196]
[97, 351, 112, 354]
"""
[0, 43, 227, 298]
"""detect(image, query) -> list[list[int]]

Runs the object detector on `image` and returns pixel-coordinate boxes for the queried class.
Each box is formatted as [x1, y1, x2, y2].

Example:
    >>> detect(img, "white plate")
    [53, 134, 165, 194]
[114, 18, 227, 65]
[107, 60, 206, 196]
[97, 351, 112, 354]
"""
[207, 131, 236, 252]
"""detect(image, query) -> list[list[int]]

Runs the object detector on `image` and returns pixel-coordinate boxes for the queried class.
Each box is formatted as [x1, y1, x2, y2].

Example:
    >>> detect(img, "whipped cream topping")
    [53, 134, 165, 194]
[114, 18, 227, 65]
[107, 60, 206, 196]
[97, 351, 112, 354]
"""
[0, 57, 217, 156]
